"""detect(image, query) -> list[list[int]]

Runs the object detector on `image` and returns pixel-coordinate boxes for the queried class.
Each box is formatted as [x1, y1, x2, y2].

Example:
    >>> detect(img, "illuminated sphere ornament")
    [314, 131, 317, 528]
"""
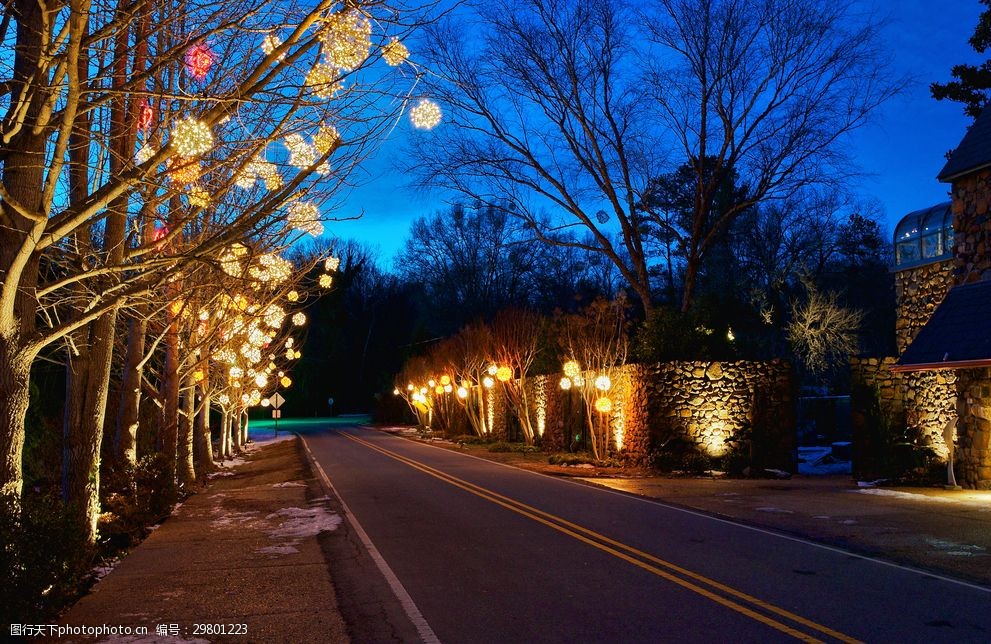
[319, 10, 372, 70]
[306, 64, 343, 99]
[444, 384, 453, 394]
[292, 312, 307, 326]
[409, 99, 442, 130]
[440, 375, 451, 386]
[594, 396, 613, 413]
[168, 158, 200, 185]
[435, 385, 444, 395]
[255, 374, 268, 388]
[261, 398, 271, 407]
[188, 186, 210, 208]
[496, 366, 512, 382]
[482, 376, 494, 389]
[171, 118, 213, 157]
[563, 360, 581, 378]
[487, 364, 498, 376]
[135, 143, 156, 165]
[261, 34, 284, 58]
[594, 375, 611, 391]
[314, 124, 340, 154]
[325, 256, 340, 271]
[286, 201, 324, 236]
[287, 290, 299, 302]
[428, 379, 436, 388]
[319, 274, 333, 288]
[393, 388, 400, 396]
[381, 39, 409, 66]
[559, 377, 572, 391]
[218, 394, 230, 406]
[457, 386, 468, 399]
[185, 43, 215, 80]
[281, 376, 292, 388]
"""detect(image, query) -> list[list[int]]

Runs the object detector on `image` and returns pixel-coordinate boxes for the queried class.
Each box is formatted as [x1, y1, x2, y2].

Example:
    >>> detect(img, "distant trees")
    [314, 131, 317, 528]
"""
[931, 0, 991, 118]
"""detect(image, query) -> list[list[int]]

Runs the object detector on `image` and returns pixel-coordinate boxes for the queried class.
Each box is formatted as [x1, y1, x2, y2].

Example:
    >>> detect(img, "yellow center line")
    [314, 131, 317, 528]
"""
[342, 432, 862, 644]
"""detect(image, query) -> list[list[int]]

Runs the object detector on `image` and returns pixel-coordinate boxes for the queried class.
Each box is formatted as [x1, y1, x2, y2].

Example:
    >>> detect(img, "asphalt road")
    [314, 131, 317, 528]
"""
[288, 419, 991, 643]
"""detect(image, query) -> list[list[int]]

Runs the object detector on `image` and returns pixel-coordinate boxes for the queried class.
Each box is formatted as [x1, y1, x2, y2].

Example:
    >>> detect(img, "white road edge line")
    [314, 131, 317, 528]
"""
[298, 433, 441, 644]
[369, 426, 991, 595]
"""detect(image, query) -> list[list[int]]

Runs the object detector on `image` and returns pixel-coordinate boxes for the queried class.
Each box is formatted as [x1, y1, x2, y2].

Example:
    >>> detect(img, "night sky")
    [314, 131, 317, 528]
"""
[329, 1, 987, 266]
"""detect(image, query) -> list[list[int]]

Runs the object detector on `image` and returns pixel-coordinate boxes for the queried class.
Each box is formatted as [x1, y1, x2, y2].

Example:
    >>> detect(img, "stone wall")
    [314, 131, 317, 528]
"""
[632, 360, 795, 470]
[894, 260, 954, 352]
[956, 368, 991, 488]
[951, 169, 991, 285]
[512, 360, 796, 469]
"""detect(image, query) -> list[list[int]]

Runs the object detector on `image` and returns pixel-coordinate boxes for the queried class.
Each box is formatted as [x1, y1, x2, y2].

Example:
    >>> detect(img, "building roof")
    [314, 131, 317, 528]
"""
[893, 280, 991, 372]
[937, 106, 991, 183]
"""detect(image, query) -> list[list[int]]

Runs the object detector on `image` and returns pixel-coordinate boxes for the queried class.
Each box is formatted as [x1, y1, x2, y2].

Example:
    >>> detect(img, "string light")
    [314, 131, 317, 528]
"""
[381, 39, 409, 66]
[319, 274, 333, 288]
[594, 375, 611, 391]
[284, 134, 330, 175]
[319, 10, 371, 71]
[560, 377, 572, 390]
[185, 43, 215, 80]
[171, 117, 213, 157]
[595, 397, 613, 413]
[280, 375, 292, 387]
[409, 99, 441, 130]
[287, 290, 299, 302]
[563, 360, 580, 378]
[496, 366, 512, 382]
[292, 312, 306, 326]
[324, 256, 340, 271]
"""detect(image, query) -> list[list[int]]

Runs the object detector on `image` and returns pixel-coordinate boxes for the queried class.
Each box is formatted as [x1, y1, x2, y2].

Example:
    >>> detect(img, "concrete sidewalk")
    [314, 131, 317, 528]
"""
[49, 437, 349, 643]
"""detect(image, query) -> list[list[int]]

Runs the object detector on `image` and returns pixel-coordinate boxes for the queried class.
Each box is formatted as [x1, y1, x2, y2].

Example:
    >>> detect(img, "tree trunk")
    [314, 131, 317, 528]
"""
[177, 370, 196, 488]
[232, 412, 242, 452]
[218, 411, 230, 461]
[194, 386, 213, 475]
[160, 315, 181, 497]
[114, 313, 147, 467]
[681, 253, 701, 313]
[0, 341, 34, 500]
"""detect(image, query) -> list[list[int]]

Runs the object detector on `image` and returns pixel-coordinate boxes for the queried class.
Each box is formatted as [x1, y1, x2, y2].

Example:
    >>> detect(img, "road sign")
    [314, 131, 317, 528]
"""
[270, 393, 285, 409]
[272, 410, 282, 419]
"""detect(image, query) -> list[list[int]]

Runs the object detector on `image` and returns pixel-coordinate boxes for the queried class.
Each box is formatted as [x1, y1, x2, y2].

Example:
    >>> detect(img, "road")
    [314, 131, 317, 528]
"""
[282, 418, 991, 643]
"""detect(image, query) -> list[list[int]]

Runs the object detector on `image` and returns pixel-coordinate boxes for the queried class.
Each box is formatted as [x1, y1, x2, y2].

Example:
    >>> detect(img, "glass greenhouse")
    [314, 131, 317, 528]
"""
[893, 202, 953, 268]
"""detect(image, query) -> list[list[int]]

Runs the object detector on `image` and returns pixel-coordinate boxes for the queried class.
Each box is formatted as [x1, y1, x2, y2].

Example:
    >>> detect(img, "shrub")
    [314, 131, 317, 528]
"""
[0, 493, 94, 624]
[548, 452, 596, 466]
[488, 441, 539, 453]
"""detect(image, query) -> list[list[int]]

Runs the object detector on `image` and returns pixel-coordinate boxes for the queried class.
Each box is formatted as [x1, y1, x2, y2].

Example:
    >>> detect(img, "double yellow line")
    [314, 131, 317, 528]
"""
[342, 432, 860, 644]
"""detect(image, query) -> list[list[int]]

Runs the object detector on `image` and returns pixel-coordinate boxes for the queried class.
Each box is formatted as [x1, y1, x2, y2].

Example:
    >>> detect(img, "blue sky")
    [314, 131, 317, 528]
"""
[329, 0, 987, 266]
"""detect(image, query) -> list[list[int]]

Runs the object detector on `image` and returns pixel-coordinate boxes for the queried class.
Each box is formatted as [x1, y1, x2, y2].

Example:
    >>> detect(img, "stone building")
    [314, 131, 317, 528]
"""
[854, 106, 991, 488]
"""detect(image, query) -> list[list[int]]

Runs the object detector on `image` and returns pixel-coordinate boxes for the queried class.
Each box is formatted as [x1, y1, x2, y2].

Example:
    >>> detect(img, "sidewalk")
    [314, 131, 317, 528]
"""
[49, 437, 349, 643]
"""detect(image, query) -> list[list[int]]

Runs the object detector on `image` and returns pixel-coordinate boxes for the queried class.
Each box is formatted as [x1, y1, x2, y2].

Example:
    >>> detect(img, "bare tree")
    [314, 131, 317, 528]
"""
[787, 279, 862, 375]
[411, 0, 897, 313]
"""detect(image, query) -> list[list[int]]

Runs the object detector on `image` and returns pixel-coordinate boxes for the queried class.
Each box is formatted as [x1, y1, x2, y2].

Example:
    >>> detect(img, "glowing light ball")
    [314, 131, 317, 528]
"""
[294, 350, 301, 359]
[193, 370, 204, 382]
[187, 186, 210, 208]
[171, 117, 213, 157]
[482, 376, 494, 389]
[594, 375, 611, 391]
[559, 377, 572, 390]
[563, 360, 581, 378]
[255, 374, 268, 388]
[325, 256, 340, 271]
[435, 385, 444, 395]
[440, 375, 451, 386]
[319, 274, 333, 288]
[457, 387, 468, 399]
[409, 98, 442, 130]
[287, 201, 324, 236]
[306, 64, 342, 99]
[407, 383, 414, 391]
[185, 44, 215, 80]
[393, 388, 400, 396]
[135, 143, 155, 165]
[229, 366, 244, 379]
[444, 384, 453, 394]
[168, 158, 200, 185]
[261, 398, 271, 407]
[319, 10, 371, 70]
[261, 34, 283, 58]
[428, 379, 436, 388]
[218, 394, 230, 405]
[496, 366, 512, 382]
[594, 396, 613, 413]
[487, 364, 498, 376]
[382, 39, 409, 66]
[314, 124, 339, 154]
[287, 290, 299, 302]
[292, 312, 306, 326]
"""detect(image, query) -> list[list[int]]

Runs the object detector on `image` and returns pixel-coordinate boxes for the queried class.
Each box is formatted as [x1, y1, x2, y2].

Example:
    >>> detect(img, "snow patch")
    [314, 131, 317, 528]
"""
[210, 510, 260, 529]
[255, 505, 341, 556]
[257, 544, 300, 555]
[271, 481, 306, 488]
[756, 507, 794, 514]
[926, 538, 986, 557]
[853, 488, 991, 510]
